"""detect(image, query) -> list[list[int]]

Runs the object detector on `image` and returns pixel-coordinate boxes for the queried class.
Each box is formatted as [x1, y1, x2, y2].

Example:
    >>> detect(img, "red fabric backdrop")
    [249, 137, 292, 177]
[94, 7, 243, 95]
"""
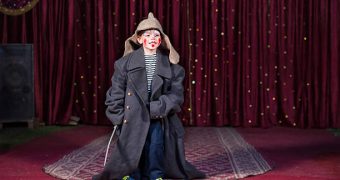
[0, 0, 339, 128]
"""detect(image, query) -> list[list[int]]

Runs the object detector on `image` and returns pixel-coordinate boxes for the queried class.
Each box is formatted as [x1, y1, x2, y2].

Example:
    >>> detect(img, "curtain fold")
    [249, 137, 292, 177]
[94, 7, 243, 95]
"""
[0, 0, 338, 128]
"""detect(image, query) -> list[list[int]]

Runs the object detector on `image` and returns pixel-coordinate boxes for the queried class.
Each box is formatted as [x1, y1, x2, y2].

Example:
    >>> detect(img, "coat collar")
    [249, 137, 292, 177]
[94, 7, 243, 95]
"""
[127, 47, 172, 79]
[127, 47, 145, 71]
[155, 50, 172, 79]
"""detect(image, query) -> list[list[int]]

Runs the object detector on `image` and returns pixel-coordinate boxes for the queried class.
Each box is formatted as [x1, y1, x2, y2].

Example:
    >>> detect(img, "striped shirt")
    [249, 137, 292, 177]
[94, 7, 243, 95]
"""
[144, 54, 157, 93]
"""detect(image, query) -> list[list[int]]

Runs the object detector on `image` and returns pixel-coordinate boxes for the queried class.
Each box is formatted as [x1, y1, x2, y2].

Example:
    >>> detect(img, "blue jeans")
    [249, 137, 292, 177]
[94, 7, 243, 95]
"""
[130, 120, 164, 180]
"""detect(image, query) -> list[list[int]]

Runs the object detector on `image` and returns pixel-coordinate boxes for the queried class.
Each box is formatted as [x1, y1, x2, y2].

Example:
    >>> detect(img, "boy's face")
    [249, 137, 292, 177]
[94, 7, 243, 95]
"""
[137, 29, 162, 51]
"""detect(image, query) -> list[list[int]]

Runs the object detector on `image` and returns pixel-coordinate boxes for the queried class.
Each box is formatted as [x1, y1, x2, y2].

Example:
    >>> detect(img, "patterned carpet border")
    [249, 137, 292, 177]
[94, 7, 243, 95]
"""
[216, 128, 271, 178]
[43, 135, 115, 180]
[43, 128, 271, 180]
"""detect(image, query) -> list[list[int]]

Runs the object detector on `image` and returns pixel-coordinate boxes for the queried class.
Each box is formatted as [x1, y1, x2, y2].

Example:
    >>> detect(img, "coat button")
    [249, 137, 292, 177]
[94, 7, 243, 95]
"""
[127, 92, 132, 96]
[126, 105, 130, 110]
[123, 119, 128, 124]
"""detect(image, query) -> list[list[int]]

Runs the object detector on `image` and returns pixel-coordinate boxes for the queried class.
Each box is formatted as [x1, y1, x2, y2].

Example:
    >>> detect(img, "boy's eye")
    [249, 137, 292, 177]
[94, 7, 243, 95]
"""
[142, 31, 160, 38]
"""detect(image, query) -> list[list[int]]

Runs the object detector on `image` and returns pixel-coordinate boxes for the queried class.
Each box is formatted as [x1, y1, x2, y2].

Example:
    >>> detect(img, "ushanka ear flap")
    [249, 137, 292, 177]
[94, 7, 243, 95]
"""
[123, 34, 140, 57]
[163, 34, 179, 64]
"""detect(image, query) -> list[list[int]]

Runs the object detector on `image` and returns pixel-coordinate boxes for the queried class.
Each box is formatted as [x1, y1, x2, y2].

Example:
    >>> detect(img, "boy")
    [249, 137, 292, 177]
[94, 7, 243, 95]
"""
[93, 12, 205, 180]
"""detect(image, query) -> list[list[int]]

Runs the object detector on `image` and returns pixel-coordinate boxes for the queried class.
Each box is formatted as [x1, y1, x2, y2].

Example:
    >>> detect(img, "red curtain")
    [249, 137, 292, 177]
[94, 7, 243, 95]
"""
[0, 1, 77, 125]
[0, 0, 338, 128]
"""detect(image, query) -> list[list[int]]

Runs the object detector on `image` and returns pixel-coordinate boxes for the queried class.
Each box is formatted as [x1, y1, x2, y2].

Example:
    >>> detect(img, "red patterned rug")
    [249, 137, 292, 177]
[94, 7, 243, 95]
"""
[43, 127, 271, 179]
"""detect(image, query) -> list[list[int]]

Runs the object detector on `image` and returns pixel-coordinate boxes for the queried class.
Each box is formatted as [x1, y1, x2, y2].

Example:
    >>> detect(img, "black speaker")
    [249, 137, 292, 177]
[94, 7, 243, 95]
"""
[0, 44, 34, 123]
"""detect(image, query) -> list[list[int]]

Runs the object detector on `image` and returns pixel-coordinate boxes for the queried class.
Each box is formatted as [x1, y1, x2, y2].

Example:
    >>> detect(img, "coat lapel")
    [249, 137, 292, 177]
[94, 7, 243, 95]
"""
[127, 48, 149, 105]
[127, 48, 172, 103]
[151, 50, 172, 100]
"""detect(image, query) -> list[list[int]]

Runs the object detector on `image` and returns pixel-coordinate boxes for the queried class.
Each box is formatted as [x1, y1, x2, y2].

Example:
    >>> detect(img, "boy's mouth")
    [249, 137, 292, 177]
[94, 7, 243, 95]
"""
[148, 42, 158, 48]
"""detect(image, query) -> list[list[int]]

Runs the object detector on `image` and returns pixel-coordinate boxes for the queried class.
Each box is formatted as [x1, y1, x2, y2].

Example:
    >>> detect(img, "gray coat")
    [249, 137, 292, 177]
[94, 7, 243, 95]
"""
[93, 48, 205, 180]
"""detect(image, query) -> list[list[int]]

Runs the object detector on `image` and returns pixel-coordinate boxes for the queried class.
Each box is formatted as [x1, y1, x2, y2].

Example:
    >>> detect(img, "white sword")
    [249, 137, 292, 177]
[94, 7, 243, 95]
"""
[103, 125, 117, 166]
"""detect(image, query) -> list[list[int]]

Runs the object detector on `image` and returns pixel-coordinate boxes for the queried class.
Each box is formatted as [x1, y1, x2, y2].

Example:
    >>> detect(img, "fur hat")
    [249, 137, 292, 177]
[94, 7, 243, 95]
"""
[123, 12, 180, 64]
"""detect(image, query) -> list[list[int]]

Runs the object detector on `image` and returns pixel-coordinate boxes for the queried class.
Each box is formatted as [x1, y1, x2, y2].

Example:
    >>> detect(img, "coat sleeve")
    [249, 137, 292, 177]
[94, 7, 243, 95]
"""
[149, 64, 184, 119]
[105, 61, 126, 125]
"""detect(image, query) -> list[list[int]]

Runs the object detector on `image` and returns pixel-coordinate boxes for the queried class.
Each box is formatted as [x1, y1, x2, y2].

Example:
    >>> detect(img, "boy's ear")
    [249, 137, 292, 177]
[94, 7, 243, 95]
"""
[137, 36, 143, 44]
